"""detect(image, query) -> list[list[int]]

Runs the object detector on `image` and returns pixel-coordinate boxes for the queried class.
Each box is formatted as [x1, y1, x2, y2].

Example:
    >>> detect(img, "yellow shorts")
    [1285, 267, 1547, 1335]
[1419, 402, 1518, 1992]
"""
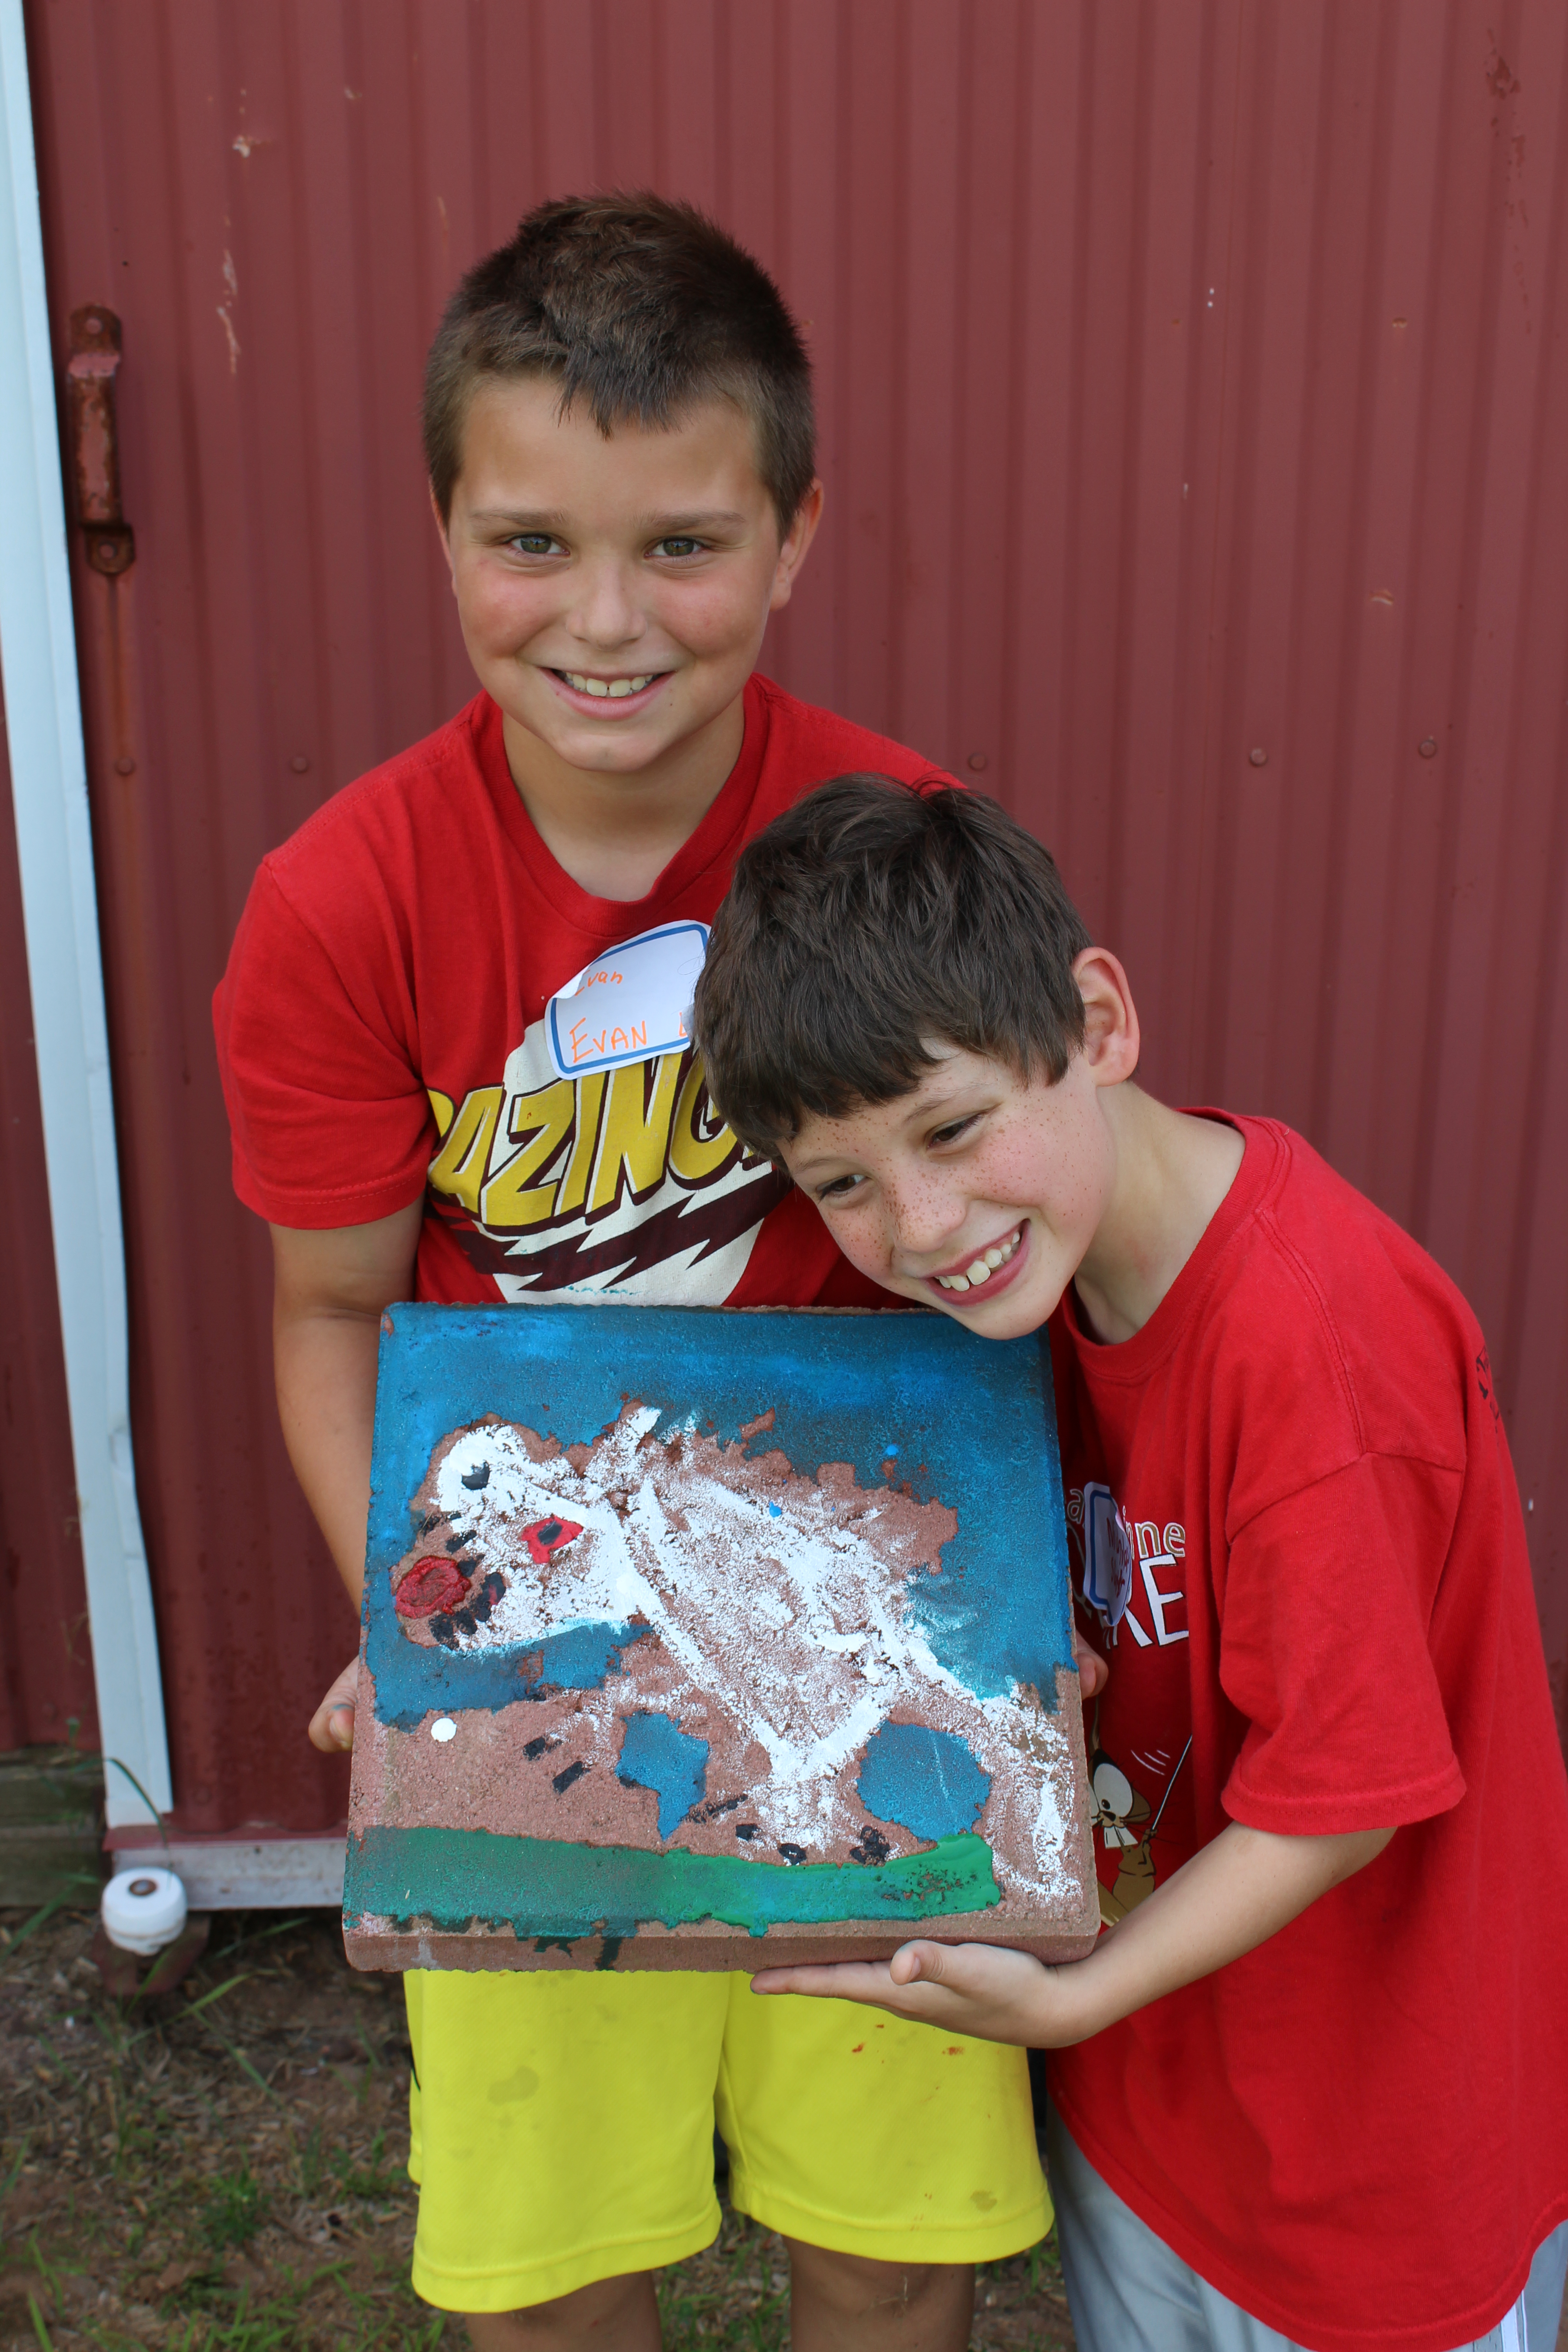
[403, 1967, 1049, 2315]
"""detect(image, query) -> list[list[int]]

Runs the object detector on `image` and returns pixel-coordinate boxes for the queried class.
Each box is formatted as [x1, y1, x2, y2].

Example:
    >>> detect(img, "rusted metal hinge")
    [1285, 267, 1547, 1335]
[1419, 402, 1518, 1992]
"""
[66, 305, 135, 576]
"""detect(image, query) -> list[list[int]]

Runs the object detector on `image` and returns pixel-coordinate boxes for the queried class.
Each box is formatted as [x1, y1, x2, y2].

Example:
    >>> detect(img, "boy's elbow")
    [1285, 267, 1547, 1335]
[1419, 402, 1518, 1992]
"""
[1333, 1822, 1397, 1882]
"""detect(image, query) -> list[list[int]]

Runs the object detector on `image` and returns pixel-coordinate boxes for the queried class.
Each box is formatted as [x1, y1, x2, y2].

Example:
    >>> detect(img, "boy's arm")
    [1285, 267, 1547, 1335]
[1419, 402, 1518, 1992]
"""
[270, 1201, 424, 1750]
[750, 1817, 1395, 2044]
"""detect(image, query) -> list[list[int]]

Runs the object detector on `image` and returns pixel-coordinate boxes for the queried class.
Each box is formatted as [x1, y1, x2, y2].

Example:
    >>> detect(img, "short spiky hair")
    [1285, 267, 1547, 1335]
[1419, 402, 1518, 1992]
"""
[423, 191, 815, 527]
[692, 776, 1094, 1156]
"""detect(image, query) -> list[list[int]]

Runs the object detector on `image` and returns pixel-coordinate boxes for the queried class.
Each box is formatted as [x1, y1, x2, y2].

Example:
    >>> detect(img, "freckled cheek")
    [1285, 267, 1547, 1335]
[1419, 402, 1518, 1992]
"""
[982, 1131, 1105, 1236]
[821, 1213, 894, 1281]
[456, 575, 559, 657]
[650, 576, 770, 661]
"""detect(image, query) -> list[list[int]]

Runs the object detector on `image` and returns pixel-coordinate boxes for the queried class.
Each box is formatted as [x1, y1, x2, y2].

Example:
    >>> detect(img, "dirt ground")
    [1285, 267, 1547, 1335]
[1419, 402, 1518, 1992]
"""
[0, 1903, 1074, 2352]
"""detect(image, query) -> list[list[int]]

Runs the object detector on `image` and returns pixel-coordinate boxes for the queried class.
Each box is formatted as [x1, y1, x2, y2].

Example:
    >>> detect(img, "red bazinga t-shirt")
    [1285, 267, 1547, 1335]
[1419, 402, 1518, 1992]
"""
[1046, 1113, 1568, 2352]
[214, 675, 947, 1307]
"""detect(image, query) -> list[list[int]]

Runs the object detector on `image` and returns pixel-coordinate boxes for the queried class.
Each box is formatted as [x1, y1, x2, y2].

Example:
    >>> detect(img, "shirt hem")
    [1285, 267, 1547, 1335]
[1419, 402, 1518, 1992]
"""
[1221, 1759, 1467, 1837]
[231, 1161, 428, 1230]
[1050, 2088, 1568, 2352]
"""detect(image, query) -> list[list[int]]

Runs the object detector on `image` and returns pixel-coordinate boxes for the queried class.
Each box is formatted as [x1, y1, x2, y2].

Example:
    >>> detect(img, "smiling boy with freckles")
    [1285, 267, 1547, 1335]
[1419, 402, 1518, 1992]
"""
[444, 372, 811, 902]
[691, 774, 1568, 2352]
[214, 196, 1055, 2352]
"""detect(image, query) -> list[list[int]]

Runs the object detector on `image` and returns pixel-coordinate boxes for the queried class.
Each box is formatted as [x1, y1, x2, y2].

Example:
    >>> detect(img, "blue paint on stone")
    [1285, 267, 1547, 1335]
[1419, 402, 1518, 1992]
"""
[364, 1303, 1074, 1730]
[857, 1722, 992, 1842]
[617, 1712, 710, 1838]
[368, 1615, 652, 1734]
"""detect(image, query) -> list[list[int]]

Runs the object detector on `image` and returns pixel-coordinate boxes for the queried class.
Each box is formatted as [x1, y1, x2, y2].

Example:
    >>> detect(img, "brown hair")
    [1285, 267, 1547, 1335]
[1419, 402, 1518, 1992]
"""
[692, 775, 1093, 1156]
[423, 191, 815, 527]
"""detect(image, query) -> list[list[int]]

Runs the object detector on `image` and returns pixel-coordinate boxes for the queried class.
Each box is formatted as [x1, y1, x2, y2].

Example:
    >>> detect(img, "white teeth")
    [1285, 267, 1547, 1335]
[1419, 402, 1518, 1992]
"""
[934, 1227, 1021, 1294]
[564, 672, 656, 698]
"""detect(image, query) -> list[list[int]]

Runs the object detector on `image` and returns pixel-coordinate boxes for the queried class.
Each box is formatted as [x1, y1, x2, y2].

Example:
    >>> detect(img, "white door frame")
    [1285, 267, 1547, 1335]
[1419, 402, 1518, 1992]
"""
[0, 0, 170, 1828]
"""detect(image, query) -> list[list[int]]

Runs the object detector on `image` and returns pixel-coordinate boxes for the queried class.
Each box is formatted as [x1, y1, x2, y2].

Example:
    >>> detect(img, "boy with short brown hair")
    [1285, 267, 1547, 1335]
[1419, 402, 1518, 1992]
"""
[691, 773, 1568, 2352]
[215, 199, 1048, 2346]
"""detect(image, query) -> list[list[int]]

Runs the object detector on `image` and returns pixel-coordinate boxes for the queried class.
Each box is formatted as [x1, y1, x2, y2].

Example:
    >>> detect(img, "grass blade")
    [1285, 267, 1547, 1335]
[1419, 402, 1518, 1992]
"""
[102, 1758, 170, 1851]
[0, 2132, 32, 2209]
[180, 1971, 251, 2018]
[1, 1877, 100, 1958]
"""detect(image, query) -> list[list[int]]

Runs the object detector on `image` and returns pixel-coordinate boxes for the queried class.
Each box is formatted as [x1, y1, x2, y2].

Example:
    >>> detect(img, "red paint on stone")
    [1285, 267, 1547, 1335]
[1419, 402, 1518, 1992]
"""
[394, 1556, 472, 1618]
[521, 1516, 584, 1564]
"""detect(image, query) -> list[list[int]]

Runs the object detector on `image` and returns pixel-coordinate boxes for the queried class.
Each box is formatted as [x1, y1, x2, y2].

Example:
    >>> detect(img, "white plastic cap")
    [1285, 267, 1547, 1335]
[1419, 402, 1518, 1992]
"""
[101, 1866, 188, 1956]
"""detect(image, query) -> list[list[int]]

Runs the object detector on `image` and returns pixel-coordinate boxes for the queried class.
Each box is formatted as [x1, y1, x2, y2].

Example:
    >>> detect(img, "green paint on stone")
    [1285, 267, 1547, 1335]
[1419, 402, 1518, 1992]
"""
[345, 1823, 1000, 1941]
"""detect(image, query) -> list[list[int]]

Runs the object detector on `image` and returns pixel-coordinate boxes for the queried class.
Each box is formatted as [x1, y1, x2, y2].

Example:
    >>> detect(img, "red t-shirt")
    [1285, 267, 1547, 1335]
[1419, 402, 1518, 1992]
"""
[1047, 1113, 1568, 2352]
[214, 675, 946, 1307]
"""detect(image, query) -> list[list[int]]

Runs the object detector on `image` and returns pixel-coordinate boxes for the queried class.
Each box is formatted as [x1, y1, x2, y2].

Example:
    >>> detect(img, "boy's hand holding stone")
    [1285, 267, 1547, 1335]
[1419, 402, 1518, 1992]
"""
[309, 1658, 359, 1753]
[750, 1818, 1395, 2045]
[1072, 1628, 1107, 1699]
[751, 1939, 1093, 2048]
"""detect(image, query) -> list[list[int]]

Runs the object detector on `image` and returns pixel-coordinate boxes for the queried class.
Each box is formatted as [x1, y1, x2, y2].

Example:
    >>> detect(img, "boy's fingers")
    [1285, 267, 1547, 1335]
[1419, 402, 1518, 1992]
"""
[1073, 1628, 1109, 1699]
[889, 1940, 947, 1984]
[308, 1658, 360, 1753]
[749, 1959, 901, 2002]
[748, 1944, 980, 2026]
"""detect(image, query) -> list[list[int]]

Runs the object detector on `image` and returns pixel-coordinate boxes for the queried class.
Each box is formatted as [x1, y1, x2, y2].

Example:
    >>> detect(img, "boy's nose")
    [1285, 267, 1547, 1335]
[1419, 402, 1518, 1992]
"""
[566, 559, 646, 649]
[883, 1175, 969, 1263]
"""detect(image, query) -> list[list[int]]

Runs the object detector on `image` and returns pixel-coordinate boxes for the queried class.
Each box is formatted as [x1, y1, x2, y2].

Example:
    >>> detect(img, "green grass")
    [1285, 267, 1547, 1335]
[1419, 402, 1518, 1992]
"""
[657, 2210, 791, 2352]
[201, 2162, 271, 2254]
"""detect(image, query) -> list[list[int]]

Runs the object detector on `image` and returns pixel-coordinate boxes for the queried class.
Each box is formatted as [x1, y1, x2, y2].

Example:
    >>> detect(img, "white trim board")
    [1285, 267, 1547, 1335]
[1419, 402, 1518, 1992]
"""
[111, 1838, 348, 1911]
[0, 0, 169, 1825]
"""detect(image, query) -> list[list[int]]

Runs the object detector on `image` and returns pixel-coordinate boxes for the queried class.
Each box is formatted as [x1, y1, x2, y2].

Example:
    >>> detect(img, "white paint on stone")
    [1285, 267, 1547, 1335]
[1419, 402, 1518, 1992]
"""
[417, 1410, 1074, 1900]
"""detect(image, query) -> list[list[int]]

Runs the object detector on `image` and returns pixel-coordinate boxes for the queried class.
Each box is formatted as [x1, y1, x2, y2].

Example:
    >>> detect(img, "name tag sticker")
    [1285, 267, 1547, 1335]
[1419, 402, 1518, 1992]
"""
[544, 921, 710, 1080]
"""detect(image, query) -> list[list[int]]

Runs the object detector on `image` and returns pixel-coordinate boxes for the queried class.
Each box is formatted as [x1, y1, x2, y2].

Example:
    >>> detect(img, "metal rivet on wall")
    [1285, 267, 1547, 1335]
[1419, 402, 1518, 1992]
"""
[967, 753, 988, 772]
[1418, 738, 1438, 758]
[1248, 746, 1269, 767]
[114, 755, 136, 776]
[290, 754, 311, 774]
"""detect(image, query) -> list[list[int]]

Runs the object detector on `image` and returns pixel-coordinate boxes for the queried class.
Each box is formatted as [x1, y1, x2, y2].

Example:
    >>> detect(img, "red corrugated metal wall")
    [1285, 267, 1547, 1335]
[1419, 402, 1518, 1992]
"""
[15, 0, 1567, 1830]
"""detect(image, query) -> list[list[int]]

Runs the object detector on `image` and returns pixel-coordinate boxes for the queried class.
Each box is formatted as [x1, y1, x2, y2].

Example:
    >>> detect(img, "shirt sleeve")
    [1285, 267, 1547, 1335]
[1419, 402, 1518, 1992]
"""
[1218, 1453, 1468, 1836]
[212, 863, 433, 1228]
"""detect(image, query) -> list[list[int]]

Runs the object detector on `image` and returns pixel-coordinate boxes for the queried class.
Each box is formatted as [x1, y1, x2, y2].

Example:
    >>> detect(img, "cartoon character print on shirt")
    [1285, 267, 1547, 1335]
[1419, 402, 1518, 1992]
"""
[1066, 1481, 1193, 1921]
[424, 1020, 788, 1306]
[1085, 1696, 1193, 1926]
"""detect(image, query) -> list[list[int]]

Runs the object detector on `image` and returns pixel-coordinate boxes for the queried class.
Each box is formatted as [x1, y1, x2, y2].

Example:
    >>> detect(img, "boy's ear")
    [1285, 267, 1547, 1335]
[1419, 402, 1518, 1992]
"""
[430, 483, 457, 588]
[768, 479, 825, 614]
[1072, 947, 1141, 1087]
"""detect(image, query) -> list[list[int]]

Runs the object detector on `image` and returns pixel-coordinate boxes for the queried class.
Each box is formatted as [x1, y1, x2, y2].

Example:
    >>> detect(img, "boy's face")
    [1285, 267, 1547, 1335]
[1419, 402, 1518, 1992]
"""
[440, 377, 819, 780]
[780, 1044, 1120, 1341]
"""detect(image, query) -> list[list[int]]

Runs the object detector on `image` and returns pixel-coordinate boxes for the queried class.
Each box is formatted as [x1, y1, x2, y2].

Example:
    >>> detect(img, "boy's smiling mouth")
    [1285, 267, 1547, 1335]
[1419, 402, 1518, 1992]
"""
[550, 667, 669, 708]
[926, 1221, 1027, 1299]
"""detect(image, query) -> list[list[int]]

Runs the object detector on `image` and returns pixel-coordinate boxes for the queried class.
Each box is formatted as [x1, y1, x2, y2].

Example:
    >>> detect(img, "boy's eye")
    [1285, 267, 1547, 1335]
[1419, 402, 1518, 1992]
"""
[815, 1173, 866, 1202]
[928, 1114, 979, 1148]
[508, 533, 560, 557]
[652, 536, 704, 559]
